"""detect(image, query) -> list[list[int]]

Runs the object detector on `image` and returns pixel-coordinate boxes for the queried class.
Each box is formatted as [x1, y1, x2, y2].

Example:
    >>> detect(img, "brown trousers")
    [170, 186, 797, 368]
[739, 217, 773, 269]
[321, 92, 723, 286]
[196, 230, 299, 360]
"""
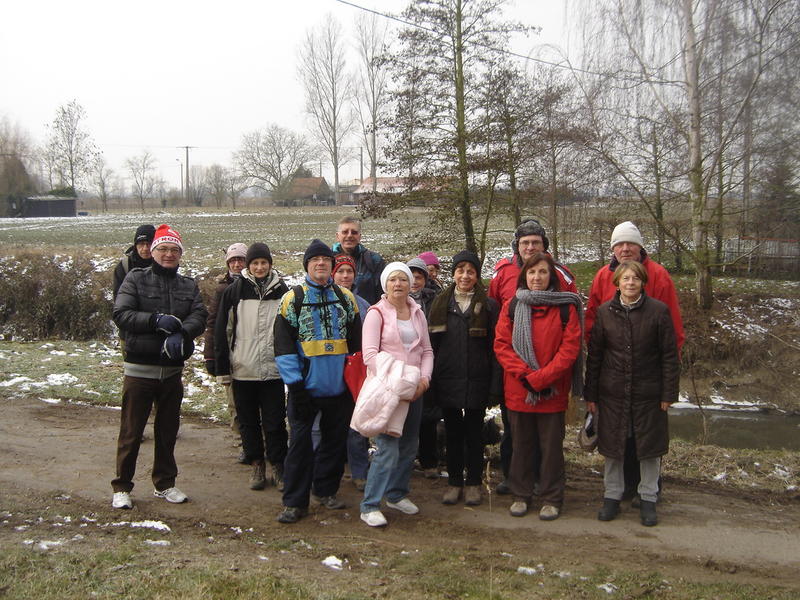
[112, 374, 183, 493]
[507, 410, 565, 506]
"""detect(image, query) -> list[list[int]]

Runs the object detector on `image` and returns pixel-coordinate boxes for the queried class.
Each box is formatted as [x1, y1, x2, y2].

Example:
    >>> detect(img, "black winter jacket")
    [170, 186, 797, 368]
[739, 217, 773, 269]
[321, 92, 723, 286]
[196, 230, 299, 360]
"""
[112, 246, 153, 300]
[430, 294, 502, 410]
[113, 263, 208, 367]
[584, 292, 679, 460]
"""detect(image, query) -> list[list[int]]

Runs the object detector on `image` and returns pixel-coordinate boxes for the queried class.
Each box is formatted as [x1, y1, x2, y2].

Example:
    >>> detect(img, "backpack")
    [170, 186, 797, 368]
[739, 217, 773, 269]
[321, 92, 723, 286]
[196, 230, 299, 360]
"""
[507, 298, 570, 330]
[292, 283, 350, 318]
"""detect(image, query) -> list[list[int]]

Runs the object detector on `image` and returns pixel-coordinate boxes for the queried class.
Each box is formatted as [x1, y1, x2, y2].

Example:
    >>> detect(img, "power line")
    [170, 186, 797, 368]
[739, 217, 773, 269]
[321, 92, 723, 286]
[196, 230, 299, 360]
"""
[331, 0, 606, 78]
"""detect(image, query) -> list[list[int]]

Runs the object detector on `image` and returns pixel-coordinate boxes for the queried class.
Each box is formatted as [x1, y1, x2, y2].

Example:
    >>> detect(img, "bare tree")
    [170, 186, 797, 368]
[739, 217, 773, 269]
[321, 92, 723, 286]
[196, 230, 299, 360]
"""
[0, 116, 37, 214]
[235, 124, 313, 201]
[299, 16, 356, 204]
[125, 151, 156, 212]
[188, 165, 207, 207]
[574, 0, 800, 308]
[205, 164, 228, 208]
[354, 12, 389, 187]
[226, 168, 249, 210]
[92, 156, 114, 213]
[43, 100, 99, 191]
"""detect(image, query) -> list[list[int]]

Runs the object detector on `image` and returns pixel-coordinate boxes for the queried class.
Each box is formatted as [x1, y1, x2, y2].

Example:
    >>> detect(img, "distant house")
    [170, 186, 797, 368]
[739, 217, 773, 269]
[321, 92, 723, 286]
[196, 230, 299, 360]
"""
[722, 236, 800, 274]
[13, 195, 77, 218]
[280, 177, 334, 206]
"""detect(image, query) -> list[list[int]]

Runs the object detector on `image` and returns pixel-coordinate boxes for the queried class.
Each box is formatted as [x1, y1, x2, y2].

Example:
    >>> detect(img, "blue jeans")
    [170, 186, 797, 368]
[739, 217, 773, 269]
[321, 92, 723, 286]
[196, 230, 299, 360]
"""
[360, 398, 423, 513]
[347, 427, 370, 480]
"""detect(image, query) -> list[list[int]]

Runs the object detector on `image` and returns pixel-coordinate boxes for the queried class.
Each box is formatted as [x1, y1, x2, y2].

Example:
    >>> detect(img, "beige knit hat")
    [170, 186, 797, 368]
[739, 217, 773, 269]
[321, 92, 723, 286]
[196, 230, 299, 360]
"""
[610, 221, 644, 250]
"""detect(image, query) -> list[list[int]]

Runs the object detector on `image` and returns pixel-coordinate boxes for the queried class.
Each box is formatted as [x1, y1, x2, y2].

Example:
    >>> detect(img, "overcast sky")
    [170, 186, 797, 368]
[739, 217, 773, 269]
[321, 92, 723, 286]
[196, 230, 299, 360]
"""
[1, 0, 573, 190]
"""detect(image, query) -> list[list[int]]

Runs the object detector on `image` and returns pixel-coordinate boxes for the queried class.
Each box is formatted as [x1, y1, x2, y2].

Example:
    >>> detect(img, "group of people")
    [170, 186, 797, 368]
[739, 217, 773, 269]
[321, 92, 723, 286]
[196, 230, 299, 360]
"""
[109, 215, 682, 529]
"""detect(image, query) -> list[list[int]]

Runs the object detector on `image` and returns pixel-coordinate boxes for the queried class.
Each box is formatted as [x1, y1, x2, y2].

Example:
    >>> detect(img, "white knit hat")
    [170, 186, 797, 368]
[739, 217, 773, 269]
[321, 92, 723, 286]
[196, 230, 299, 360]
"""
[610, 221, 644, 250]
[380, 261, 413, 293]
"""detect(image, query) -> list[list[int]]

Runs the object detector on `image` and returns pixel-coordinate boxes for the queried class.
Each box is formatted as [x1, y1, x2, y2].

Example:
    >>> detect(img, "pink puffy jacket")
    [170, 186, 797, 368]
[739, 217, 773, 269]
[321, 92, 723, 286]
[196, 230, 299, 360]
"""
[350, 351, 421, 437]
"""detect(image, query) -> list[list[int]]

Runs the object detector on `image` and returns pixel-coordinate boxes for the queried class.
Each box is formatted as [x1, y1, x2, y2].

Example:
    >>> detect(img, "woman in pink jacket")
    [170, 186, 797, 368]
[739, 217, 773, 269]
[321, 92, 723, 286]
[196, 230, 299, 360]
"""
[359, 262, 434, 527]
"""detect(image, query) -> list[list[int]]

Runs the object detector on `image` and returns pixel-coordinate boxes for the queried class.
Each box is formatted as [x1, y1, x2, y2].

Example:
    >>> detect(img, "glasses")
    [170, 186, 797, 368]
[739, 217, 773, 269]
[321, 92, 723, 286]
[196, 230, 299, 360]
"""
[153, 247, 181, 255]
[339, 229, 360, 235]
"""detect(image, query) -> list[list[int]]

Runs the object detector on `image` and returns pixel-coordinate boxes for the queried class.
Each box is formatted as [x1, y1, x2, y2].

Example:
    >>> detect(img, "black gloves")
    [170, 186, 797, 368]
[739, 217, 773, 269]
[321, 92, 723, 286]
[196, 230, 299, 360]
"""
[155, 313, 182, 335]
[205, 359, 216, 376]
[288, 382, 315, 421]
[520, 376, 537, 395]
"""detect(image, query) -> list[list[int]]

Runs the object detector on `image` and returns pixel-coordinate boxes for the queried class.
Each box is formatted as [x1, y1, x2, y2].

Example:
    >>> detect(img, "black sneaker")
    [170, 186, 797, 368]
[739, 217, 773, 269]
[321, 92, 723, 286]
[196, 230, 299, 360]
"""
[640, 500, 658, 526]
[598, 498, 621, 521]
[277, 506, 308, 524]
[317, 495, 346, 510]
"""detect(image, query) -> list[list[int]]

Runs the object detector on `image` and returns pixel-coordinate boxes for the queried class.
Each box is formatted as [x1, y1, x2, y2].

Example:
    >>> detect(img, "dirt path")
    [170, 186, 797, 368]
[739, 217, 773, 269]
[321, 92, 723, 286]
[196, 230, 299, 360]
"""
[2, 395, 799, 594]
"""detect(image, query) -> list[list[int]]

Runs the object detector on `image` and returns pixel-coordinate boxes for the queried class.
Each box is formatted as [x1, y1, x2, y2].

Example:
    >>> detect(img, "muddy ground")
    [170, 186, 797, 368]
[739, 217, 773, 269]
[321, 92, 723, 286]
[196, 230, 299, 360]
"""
[1, 395, 798, 598]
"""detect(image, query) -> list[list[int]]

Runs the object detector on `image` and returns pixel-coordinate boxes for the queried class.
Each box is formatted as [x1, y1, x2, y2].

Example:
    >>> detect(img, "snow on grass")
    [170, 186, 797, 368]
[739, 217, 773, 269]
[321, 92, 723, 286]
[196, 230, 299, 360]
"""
[109, 520, 171, 532]
[322, 555, 345, 570]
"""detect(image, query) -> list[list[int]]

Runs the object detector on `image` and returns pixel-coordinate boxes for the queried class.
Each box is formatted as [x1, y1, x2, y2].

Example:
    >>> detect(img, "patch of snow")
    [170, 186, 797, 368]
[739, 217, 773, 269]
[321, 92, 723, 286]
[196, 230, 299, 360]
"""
[46, 373, 79, 386]
[0, 376, 33, 387]
[40, 398, 61, 404]
[713, 472, 727, 482]
[110, 520, 171, 532]
[49, 350, 67, 356]
[517, 566, 539, 575]
[144, 539, 171, 546]
[322, 555, 344, 570]
[230, 526, 242, 534]
[597, 583, 618, 594]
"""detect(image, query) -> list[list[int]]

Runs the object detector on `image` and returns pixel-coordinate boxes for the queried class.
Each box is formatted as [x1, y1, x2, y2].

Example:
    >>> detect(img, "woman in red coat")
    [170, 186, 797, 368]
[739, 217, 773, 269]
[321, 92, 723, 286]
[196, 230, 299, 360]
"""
[494, 253, 583, 520]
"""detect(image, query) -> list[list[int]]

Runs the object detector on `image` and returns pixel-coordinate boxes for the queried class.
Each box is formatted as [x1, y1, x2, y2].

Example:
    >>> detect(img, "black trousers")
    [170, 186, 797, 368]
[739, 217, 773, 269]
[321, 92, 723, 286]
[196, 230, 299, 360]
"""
[442, 407, 485, 486]
[282, 391, 350, 509]
[112, 374, 182, 493]
[232, 379, 288, 466]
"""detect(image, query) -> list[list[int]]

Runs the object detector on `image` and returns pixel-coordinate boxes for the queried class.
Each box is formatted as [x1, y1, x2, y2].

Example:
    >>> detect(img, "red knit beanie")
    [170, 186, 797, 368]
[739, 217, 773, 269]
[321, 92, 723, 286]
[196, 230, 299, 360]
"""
[332, 253, 356, 275]
[151, 224, 183, 253]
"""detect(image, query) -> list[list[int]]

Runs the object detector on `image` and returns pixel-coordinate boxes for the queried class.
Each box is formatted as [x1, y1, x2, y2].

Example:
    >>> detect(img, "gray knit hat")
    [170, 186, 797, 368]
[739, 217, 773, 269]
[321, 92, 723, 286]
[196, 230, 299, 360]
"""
[513, 219, 549, 253]
[406, 257, 429, 279]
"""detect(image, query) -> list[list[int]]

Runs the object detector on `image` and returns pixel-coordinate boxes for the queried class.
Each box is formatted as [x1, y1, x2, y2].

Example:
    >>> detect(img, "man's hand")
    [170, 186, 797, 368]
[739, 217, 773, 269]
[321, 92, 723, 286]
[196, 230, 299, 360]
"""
[288, 382, 315, 421]
[155, 314, 182, 335]
[162, 333, 184, 360]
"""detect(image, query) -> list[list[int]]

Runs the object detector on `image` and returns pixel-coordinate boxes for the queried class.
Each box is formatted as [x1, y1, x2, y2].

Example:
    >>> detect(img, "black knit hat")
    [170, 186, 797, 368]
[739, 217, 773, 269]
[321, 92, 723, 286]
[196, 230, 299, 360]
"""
[245, 242, 272, 267]
[133, 224, 156, 245]
[303, 239, 334, 270]
[513, 218, 549, 253]
[451, 250, 481, 275]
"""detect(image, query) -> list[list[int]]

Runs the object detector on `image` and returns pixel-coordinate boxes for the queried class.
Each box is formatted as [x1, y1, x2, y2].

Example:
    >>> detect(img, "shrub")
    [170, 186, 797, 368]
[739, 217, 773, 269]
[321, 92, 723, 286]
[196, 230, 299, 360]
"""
[0, 252, 112, 340]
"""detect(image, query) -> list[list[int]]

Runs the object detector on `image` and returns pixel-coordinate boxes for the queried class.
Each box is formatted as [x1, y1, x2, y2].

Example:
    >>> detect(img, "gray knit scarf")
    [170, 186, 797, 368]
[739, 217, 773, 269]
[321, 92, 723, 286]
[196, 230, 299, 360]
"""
[511, 289, 585, 405]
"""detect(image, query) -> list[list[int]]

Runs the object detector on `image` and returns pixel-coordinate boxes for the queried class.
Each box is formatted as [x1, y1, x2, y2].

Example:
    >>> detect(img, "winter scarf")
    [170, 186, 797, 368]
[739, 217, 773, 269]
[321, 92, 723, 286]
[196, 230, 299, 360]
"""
[428, 281, 489, 337]
[512, 288, 585, 404]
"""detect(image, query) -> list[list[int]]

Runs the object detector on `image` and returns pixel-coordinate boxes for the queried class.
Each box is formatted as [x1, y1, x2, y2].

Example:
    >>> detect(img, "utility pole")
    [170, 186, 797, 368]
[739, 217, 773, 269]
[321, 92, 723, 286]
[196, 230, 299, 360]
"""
[177, 146, 195, 204]
[360, 147, 364, 183]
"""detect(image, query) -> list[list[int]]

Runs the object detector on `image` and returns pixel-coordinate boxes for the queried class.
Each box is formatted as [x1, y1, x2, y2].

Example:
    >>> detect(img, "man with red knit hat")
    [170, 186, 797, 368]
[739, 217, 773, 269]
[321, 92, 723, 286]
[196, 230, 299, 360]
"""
[111, 224, 207, 509]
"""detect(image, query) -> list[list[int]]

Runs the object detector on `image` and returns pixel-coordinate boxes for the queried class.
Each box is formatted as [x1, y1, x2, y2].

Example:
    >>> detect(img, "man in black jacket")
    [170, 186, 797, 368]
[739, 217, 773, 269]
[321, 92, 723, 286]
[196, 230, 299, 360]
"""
[112, 224, 155, 300]
[111, 224, 207, 509]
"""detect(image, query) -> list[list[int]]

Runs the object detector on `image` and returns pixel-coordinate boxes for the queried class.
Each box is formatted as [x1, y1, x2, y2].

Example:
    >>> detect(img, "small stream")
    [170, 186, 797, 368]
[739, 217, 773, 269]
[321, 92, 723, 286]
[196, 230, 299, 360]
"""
[668, 408, 800, 451]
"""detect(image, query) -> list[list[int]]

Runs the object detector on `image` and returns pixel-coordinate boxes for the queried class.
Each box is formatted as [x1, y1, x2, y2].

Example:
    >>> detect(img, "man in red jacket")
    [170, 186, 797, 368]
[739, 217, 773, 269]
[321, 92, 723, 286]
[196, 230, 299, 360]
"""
[488, 219, 577, 495]
[585, 220, 685, 503]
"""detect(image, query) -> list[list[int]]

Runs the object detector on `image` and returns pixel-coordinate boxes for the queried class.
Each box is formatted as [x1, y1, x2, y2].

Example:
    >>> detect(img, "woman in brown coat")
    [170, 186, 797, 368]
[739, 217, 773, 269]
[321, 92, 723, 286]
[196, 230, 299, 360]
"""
[584, 260, 679, 527]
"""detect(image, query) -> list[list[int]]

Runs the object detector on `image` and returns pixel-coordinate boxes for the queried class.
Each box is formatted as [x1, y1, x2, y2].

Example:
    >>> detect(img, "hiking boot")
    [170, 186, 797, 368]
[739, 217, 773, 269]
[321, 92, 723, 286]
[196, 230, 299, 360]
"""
[352, 478, 367, 491]
[640, 500, 658, 527]
[387, 497, 419, 514]
[360, 510, 387, 527]
[250, 461, 267, 490]
[112, 491, 132, 509]
[598, 498, 621, 521]
[495, 480, 511, 495]
[423, 468, 439, 479]
[539, 504, 560, 521]
[153, 487, 188, 504]
[509, 500, 528, 517]
[442, 486, 462, 505]
[317, 495, 346, 510]
[277, 506, 308, 524]
[271, 463, 284, 492]
[464, 486, 482, 506]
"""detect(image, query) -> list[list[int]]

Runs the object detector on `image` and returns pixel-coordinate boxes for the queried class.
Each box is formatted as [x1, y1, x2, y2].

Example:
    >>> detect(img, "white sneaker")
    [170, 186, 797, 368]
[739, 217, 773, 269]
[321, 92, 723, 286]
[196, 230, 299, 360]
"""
[112, 491, 133, 509]
[153, 487, 188, 503]
[360, 510, 387, 527]
[386, 497, 419, 515]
